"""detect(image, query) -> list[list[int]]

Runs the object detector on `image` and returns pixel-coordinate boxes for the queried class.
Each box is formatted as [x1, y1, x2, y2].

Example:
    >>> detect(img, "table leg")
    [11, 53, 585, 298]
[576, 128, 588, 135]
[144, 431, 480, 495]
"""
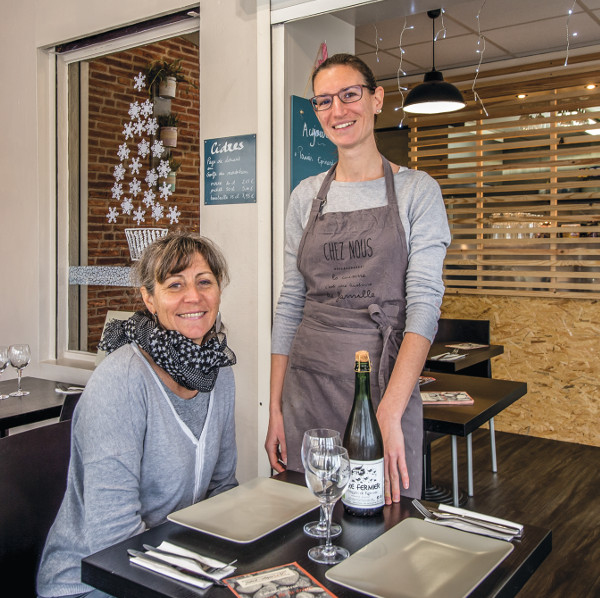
[467, 433, 474, 497]
[490, 417, 498, 472]
[452, 436, 459, 507]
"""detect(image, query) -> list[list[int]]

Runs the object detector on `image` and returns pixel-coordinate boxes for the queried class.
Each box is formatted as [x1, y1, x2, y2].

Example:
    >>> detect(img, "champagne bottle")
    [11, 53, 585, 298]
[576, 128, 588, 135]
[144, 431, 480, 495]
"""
[342, 350, 384, 516]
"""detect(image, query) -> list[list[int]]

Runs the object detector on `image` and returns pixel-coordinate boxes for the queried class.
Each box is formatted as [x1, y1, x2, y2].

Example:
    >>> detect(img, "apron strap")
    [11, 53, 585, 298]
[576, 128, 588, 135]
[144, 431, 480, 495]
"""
[367, 303, 401, 392]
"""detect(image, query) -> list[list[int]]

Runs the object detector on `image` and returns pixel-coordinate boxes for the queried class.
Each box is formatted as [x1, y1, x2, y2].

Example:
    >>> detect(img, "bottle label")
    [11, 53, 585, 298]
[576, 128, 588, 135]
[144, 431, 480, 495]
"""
[342, 458, 384, 508]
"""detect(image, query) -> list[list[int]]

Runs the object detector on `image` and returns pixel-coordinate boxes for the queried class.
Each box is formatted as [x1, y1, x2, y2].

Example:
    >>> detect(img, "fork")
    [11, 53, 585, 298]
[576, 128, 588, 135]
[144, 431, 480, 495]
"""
[411, 499, 521, 537]
[142, 544, 236, 574]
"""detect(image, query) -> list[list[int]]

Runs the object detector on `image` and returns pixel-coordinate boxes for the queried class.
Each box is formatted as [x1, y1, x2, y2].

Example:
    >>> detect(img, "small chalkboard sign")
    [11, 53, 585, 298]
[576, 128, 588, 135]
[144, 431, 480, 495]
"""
[204, 134, 256, 205]
[290, 96, 337, 192]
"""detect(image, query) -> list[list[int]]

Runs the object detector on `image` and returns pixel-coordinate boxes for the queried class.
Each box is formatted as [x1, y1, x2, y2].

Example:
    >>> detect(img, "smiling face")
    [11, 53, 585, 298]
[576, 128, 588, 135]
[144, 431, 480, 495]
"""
[312, 64, 383, 153]
[141, 251, 221, 344]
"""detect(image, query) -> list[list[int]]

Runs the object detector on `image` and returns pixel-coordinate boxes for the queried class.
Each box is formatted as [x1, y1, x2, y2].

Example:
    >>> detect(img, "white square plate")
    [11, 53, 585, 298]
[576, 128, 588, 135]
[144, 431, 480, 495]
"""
[168, 478, 319, 543]
[326, 518, 513, 598]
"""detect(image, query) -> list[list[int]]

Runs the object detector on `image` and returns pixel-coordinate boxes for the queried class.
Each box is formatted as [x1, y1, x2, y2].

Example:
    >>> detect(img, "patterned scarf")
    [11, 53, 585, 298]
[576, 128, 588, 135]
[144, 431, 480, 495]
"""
[98, 310, 236, 392]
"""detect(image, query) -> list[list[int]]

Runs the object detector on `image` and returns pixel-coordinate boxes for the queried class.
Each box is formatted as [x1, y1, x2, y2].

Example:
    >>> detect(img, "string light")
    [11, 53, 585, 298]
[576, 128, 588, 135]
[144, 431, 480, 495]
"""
[374, 24, 382, 63]
[435, 8, 447, 41]
[396, 17, 414, 127]
[471, 0, 489, 117]
[564, 0, 577, 66]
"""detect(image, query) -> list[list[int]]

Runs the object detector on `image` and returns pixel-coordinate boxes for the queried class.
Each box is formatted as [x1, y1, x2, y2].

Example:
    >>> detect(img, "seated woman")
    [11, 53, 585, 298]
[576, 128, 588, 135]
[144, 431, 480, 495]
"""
[37, 231, 238, 598]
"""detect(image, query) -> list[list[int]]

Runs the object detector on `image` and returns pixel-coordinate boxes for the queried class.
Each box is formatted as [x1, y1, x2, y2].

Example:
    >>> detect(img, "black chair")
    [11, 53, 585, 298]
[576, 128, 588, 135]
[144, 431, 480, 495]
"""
[0, 421, 71, 598]
[427, 318, 497, 500]
[59, 392, 82, 422]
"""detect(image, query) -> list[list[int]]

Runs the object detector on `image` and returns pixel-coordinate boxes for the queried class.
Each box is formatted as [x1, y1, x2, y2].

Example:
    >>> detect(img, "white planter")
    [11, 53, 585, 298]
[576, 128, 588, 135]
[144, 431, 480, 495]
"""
[158, 76, 177, 99]
[125, 228, 168, 261]
[167, 171, 177, 192]
[160, 126, 178, 148]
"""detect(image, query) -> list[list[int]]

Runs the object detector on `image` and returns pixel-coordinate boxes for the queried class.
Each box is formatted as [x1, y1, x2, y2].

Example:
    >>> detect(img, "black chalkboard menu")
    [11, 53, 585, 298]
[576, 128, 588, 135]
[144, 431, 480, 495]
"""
[290, 95, 337, 192]
[204, 134, 256, 205]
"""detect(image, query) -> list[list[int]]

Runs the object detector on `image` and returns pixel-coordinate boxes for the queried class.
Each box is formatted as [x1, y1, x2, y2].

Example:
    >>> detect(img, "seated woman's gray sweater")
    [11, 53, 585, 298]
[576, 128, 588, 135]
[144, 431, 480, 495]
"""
[37, 343, 237, 598]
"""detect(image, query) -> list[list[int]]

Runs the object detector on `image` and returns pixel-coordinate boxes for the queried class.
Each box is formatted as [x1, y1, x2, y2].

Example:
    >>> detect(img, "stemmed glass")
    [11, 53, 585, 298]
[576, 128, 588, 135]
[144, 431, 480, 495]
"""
[0, 346, 9, 399]
[301, 429, 343, 538]
[8, 344, 31, 397]
[305, 444, 351, 565]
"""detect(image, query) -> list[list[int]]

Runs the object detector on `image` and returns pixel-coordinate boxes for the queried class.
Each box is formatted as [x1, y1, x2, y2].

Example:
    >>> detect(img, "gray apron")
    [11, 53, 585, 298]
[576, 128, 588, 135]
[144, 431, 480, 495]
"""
[282, 156, 423, 498]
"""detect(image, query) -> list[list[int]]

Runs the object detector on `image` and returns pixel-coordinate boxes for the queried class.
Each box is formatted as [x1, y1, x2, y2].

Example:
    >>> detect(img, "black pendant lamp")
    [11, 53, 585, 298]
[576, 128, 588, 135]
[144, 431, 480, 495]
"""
[403, 9, 466, 115]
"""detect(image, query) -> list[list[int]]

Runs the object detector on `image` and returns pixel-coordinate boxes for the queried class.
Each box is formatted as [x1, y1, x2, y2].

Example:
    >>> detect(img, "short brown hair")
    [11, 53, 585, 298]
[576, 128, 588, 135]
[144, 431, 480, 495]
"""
[312, 53, 378, 92]
[132, 231, 229, 296]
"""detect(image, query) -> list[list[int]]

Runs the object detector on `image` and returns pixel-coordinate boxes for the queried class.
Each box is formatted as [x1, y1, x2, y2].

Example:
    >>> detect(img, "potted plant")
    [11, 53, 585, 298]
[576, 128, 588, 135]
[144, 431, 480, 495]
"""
[145, 58, 195, 99]
[167, 158, 182, 192]
[157, 113, 179, 147]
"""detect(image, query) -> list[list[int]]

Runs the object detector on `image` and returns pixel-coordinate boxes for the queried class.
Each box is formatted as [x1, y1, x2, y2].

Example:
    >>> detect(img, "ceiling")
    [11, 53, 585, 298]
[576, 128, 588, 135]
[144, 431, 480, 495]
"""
[331, 0, 600, 83]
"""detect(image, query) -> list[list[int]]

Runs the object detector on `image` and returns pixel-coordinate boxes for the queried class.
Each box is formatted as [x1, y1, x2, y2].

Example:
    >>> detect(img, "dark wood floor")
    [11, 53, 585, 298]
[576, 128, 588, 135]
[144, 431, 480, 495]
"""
[429, 429, 600, 598]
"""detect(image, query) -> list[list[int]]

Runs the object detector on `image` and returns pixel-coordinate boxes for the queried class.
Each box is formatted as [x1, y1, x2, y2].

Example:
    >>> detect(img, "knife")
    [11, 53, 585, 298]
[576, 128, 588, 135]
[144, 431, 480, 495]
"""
[127, 549, 226, 586]
[430, 508, 522, 536]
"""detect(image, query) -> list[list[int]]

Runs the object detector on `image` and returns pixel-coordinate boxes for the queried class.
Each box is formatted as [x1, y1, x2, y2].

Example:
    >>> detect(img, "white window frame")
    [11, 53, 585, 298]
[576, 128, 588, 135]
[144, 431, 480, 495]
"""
[53, 16, 200, 369]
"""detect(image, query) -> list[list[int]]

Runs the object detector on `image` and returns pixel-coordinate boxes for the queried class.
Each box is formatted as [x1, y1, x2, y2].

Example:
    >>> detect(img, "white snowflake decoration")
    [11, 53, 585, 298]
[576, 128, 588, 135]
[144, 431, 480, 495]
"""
[145, 117, 159, 136]
[138, 139, 150, 158]
[128, 101, 141, 120]
[167, 206, 181, 224]
[108, 70, 181, 229]
[140, 99, 153, 118]
[121, 197, 133, 215]
[143, 189, 156, 207]
[111, 182, 123, 200]
[133, 207, 146, 225]
[133, 119, 146, 136]
[152, 203, 165, 222]
[117, 143, 130, 162]
[151, 139, 165, 158]
[113, 163, 126, 182]
[129, 156, 142, 175]
[129, 177, 142, 197]
[122, 122, 134, 140]
[106, 207, 119, 223]
[157, 159, 171, 179]
[145, 168, 158, 187]
[133, 72, 146, 92]
[159, 181, 173, 200]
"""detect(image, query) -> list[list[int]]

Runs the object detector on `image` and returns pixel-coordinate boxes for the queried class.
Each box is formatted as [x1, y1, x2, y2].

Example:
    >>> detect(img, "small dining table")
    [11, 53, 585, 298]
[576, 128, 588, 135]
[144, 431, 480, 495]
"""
[0, 376, 81, 436]
[81, 471, 551, 598]
[425, 342, 504, 376]
[421, 372, 527, 506]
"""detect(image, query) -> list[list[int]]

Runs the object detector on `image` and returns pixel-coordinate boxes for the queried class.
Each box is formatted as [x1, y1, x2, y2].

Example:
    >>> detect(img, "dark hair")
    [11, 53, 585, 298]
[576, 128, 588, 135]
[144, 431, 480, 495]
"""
[311, 53, 378, 92]
[132, 230, 229, 296]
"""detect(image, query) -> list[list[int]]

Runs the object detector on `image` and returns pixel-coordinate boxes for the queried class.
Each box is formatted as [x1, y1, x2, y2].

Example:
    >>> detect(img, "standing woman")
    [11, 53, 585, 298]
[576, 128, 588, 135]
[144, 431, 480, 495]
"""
[265, 54, 450, 502]
[38, 232, 237, 598]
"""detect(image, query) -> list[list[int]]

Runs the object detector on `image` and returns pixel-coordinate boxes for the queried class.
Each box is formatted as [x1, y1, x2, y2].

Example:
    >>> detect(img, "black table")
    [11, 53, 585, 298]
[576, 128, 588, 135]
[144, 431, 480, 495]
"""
[0, 377, 80, 436]
[422, 372, 527, 506]
[425, 343, 504, 377]
[82, 471, 551, 598]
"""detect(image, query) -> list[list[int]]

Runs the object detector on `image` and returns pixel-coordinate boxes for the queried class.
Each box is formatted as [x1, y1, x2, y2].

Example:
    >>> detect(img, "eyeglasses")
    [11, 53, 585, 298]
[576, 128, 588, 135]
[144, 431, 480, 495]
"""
[310, 84, 375, 111]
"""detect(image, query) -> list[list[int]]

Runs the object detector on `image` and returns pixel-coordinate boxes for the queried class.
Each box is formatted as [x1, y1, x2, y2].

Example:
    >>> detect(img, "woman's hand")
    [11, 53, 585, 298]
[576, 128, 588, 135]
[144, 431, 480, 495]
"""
[376, 400, 408, 504]
[265, 353, 290, 472]
[265, 410, 287, 472]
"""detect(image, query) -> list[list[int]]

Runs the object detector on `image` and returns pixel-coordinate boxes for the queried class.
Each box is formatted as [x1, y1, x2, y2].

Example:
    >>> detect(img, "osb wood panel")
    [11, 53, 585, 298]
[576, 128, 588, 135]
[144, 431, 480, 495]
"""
[441, 295, 599, 447]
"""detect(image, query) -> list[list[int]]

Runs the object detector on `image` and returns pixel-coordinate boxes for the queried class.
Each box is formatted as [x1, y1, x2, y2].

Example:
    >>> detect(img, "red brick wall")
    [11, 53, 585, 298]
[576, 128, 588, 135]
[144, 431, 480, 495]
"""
[86, 37, 200, 351]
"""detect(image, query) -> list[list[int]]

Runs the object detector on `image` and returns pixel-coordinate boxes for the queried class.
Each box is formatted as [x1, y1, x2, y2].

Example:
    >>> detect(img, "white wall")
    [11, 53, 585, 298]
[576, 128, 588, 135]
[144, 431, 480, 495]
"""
[0, 0, 271, 482]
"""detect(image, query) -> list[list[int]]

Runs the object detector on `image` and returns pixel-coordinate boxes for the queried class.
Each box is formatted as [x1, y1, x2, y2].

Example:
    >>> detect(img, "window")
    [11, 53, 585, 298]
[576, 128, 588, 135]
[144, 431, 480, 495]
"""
[55, 13, 200, 363]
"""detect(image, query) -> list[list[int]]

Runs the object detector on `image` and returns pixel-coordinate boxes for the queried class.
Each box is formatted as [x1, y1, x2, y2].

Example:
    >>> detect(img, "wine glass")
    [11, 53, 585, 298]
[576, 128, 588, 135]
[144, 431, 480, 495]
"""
[301, 429, 343, 538]
[305, 444, 351, 565]
[8, 344, 31, 397]
[0, 346, 9, 399]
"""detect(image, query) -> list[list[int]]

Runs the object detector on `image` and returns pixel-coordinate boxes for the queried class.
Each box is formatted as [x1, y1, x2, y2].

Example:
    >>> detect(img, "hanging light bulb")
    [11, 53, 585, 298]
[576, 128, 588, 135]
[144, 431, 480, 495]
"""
[403, 9, 466, 115]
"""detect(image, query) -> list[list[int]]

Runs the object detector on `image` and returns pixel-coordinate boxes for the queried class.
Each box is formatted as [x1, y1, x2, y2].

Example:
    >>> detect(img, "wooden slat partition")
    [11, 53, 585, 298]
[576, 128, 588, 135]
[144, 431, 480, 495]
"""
[405, 60, 600, 298]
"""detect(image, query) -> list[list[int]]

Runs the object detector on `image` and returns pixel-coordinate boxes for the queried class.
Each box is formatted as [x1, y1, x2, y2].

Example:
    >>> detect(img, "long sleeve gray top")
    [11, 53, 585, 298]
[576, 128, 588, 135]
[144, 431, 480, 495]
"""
[272, 167, 451, 353]
[37, 343, 237, 598]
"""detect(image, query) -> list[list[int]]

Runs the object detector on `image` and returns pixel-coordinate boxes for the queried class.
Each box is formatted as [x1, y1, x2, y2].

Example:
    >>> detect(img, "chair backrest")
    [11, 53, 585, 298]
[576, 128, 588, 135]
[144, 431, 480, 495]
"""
[59, 392, 82, 421]
[95, 309, 135, 365]
[434, 318, 490, 345]
[0, 421, 71, 597]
